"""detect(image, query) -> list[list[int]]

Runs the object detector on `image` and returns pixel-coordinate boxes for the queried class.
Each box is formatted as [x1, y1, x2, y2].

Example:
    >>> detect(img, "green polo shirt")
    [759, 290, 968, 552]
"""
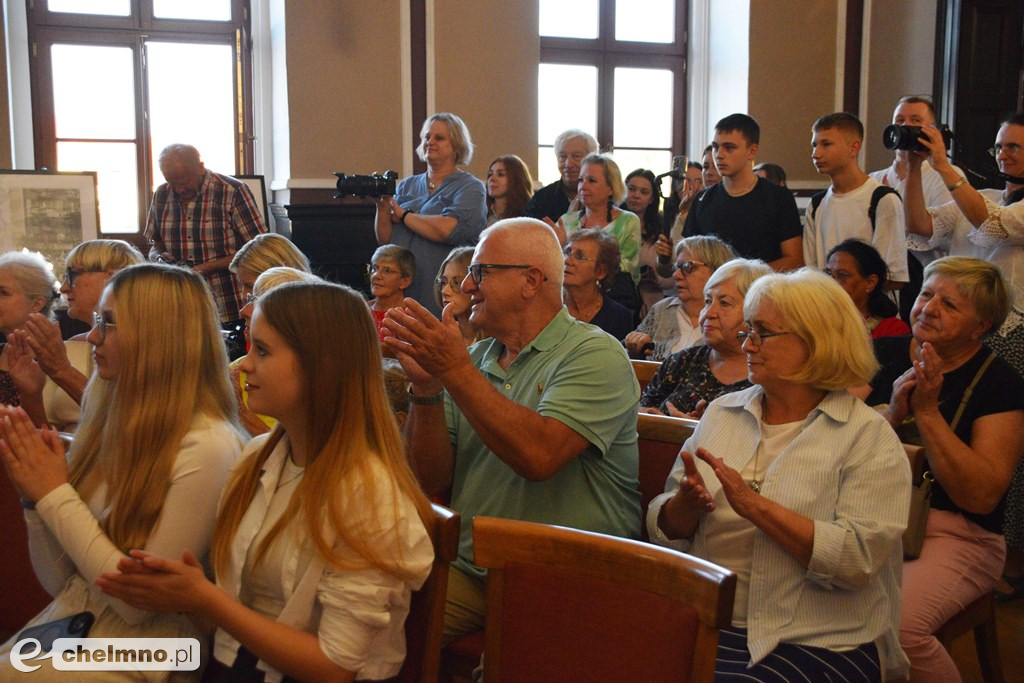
[446, 307, 641, 579]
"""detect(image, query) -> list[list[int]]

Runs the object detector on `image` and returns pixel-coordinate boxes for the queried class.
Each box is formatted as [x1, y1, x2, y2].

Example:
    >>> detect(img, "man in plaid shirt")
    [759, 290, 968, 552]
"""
[145, 144, 268, 323]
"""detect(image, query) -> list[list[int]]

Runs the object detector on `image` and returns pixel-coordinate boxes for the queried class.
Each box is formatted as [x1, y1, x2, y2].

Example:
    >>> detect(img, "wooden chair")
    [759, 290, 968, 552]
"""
[395, 503, 461, 683]
[901, 443, 1005, 683]
[637, 413, 697, 541]
[472, 516, 736, 682]
[631, 359, 662, 391]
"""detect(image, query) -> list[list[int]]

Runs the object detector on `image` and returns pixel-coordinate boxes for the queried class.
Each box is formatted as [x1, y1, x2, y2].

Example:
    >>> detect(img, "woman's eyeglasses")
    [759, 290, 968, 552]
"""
[563, 248, 594, 263]
[367, 264, 404, 277]
[91, 311, 117, 343]
[674, 260, 706, 275]
[736, 328, 792, 346]
[435, 276, 464, 291]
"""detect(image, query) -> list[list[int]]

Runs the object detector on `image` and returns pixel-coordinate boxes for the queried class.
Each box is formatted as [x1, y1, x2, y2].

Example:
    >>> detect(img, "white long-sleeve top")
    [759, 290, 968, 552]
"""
[25, 413, 243, 624]
[646, 386, 911, 680]
[213, 434, 433, 682]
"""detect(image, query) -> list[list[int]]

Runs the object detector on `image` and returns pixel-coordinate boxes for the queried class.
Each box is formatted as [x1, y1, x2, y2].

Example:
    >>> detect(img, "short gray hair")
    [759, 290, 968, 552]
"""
[0, 250, 58, 318]
[704, 258, 773, 298]
[554, 129, 598, 155]
[158, 144, 202, 172]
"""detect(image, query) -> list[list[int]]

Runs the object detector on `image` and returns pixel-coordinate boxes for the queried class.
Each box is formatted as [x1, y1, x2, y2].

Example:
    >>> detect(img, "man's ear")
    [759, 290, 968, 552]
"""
[849, 137, 862, 157]
[521, 266, 547, 298]
[747, 143, 759, 160]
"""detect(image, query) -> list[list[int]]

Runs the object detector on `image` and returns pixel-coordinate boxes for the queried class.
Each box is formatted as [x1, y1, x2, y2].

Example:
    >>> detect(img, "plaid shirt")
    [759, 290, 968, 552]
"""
[145, 171, 267, 321]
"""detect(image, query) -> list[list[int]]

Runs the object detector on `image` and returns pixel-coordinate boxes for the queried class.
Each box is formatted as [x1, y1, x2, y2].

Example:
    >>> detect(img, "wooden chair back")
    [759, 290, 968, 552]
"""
[631, 359, 662, 391]
[637, 413, 697, 540]
[395, 503, 461, 683]
[472, 516, 735, 683]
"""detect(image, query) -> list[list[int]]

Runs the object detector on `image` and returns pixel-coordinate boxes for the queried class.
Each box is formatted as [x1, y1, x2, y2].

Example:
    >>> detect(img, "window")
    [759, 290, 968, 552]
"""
[538, 0, 687, 188]
[28, 0, 254, 235]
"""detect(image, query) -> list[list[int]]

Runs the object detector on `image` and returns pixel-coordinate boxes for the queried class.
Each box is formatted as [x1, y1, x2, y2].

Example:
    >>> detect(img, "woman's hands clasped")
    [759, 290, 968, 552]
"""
[0, 405, 67, 503]
[96, 549, 214, 614]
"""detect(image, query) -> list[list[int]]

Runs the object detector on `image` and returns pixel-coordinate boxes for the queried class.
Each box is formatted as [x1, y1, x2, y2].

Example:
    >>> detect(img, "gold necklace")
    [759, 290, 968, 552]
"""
[748, 450, 762, 493]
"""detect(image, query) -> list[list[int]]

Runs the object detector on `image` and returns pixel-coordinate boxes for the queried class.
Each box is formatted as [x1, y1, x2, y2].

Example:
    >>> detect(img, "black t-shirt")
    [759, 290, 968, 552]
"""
[526, 179, 572, 222]
[868, 335, 1024, 532]
[682, 177, 802, 262]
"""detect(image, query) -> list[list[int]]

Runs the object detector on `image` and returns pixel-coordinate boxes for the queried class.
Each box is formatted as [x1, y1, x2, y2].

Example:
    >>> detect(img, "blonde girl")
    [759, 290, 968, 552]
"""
[98, 282, 434, 682]
[0, 263, 244, 680]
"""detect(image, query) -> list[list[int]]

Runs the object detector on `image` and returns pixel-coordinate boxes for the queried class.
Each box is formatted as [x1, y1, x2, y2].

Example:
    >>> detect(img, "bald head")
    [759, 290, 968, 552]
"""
[158, 144, 205, 200]
[479, 218, 564, 291]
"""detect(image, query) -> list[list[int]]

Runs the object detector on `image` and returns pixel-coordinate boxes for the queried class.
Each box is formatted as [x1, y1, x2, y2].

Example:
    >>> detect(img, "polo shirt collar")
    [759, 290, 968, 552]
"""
[478, 307, 573, 374]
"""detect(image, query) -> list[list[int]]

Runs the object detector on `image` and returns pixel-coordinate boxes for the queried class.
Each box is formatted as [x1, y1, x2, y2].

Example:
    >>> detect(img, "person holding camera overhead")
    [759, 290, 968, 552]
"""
[374, 113, 486, 315]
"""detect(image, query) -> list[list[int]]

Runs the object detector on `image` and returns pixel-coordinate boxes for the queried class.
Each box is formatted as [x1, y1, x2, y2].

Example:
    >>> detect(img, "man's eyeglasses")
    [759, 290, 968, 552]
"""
[467, 263, 536, 285]
[736, 328, 792, 346]
[674, 260, 706, 275]
[989, 143, 1023, 159]
[91, 311, 117, 343]
[367, 264, 404, 277]
[563, 248, 594, 263]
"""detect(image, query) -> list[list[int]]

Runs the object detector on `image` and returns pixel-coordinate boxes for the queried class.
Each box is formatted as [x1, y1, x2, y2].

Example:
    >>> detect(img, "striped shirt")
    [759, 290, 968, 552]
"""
[646, 385, 911, 680]
[145, 171, 267, 321]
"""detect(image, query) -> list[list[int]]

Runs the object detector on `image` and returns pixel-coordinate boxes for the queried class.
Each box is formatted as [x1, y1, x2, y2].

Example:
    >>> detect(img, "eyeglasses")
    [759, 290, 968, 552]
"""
[91, 310, 117, 343]
[736, 328, 792, 346]
[367, 264, 404, 277]
[563, 248, 594, 263]
[989, 143, 1023, 159]
[62, 268, 98, 288]
[467, 263, 537, 285]
[435, 276, 464, 292]
[244, 292, 259, 306]
[674, 260, 706, 275]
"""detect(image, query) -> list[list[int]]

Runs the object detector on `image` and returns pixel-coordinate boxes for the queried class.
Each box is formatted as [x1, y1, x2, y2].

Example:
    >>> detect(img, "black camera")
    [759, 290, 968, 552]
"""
[882, 124, 953, 152]
[334, 170, 398, 198]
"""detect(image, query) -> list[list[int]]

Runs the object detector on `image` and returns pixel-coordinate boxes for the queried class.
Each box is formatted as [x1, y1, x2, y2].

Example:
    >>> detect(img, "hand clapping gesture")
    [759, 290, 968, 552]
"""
[0, 405, 67, 504]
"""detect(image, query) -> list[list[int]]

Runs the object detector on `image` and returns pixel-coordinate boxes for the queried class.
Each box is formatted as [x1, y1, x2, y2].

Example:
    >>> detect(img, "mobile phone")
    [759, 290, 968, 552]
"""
[17, 611, 94, 653]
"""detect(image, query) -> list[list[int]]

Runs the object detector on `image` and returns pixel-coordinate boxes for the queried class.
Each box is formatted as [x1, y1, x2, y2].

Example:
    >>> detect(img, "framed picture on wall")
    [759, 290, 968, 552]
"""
[0, 170, 99, 281]
[235, 174, 269, 226]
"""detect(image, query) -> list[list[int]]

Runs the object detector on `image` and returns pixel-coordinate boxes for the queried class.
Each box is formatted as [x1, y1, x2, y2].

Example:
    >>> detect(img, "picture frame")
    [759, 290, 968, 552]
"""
[0, 170, 99, 281]
[235, 174, 269, 225]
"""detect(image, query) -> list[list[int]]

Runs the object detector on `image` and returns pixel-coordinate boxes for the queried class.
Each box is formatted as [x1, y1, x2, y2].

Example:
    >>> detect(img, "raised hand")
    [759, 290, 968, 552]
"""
[695, 447, 760, 519]
[382, 299, 472, 385]
[0, 405, 67, 503]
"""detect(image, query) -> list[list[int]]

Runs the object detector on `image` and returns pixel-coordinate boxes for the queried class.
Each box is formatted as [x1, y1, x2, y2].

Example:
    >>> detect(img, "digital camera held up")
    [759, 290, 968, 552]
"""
[334, 170, 398, 198]
[882, 124, 953, 153]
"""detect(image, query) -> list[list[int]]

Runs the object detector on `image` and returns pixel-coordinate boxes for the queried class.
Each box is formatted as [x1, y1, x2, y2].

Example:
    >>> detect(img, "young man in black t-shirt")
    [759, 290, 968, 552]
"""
[682, 114, 803, 271]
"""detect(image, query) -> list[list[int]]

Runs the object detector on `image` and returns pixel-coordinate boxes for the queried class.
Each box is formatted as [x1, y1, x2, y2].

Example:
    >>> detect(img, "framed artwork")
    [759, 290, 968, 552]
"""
[0, 170, 99, 281]
[235, 174, 269, 225]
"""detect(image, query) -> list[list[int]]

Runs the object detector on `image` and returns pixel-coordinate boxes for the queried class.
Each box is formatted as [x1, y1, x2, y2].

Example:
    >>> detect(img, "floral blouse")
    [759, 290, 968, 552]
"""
[639, 344, 751, 413]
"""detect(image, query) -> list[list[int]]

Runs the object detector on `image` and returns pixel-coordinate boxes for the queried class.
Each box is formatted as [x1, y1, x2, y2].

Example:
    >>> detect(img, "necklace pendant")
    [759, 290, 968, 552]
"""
[748, 479, 762, 493]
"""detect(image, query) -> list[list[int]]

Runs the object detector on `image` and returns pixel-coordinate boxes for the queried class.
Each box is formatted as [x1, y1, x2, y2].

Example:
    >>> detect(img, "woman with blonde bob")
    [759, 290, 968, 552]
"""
[648, 269, 911, 682]
[0, 264, 244, 678]
[11, 239, 144, 430]
[97, 282, 434, 682]
[229, 233, 311, 299]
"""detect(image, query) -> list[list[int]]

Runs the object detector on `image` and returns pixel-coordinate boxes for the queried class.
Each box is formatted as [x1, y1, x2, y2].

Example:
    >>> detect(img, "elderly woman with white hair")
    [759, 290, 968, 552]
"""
[647, 268, 911, 682]
[0, 251, 59, 423]
[374, 112, 486, 315]
[640, 258, 772, 418]
[625, 235, 736, 361]
[12, 240, 144, 430]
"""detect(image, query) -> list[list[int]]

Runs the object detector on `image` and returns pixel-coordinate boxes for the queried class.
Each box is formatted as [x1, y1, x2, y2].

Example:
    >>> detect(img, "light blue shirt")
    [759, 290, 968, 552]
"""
[647, 385, 911, 679]
[393, 170, 486, 315]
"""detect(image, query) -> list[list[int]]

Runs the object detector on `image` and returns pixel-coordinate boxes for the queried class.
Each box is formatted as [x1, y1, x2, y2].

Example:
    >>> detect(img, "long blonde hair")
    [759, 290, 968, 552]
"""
[211, 282, 433, 578]
[70, 264, 239, 551]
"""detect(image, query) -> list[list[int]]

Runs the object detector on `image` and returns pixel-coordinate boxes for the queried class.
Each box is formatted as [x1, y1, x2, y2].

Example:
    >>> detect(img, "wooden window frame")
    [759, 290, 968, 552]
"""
[26, 0, 255, 239]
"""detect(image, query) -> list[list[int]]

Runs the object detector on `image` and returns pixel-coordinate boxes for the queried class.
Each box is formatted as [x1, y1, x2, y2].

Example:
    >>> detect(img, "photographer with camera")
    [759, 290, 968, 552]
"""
[870, 96, 966, 268]
[373, 113, 486, 315]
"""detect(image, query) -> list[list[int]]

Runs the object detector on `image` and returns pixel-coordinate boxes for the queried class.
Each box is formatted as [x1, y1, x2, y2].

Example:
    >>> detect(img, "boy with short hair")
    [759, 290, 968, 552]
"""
[682, 113, 803, 272]
[804, 112, 909, 286]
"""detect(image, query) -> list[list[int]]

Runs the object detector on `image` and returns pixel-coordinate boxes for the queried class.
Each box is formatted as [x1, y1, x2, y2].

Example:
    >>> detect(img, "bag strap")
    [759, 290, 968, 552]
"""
[949, 349, 996, 432]
[868, 185, 901, 234]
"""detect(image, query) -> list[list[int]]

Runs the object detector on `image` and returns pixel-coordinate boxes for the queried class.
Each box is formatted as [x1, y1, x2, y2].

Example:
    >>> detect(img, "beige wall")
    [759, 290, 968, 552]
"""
[433, 0, 539, 181]
[276, 0, 538, 192]
[863, 0, 938, 173]
[282, 0, 405, 180]
[748, 1, 839, 187]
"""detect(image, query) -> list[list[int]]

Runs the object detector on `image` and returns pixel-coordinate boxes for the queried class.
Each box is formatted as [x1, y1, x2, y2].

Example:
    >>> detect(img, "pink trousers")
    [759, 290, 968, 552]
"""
[900, 508, 1005, 682]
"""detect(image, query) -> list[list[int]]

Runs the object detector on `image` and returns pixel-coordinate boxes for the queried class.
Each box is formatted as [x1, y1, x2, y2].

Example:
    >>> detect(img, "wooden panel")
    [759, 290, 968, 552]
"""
[284, 202, 376, 295]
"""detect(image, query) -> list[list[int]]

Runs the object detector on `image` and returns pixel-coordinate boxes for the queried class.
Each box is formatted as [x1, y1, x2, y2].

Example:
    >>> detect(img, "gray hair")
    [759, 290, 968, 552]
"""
[0, 250, 58, 318]
[554, 129, 599, 155]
